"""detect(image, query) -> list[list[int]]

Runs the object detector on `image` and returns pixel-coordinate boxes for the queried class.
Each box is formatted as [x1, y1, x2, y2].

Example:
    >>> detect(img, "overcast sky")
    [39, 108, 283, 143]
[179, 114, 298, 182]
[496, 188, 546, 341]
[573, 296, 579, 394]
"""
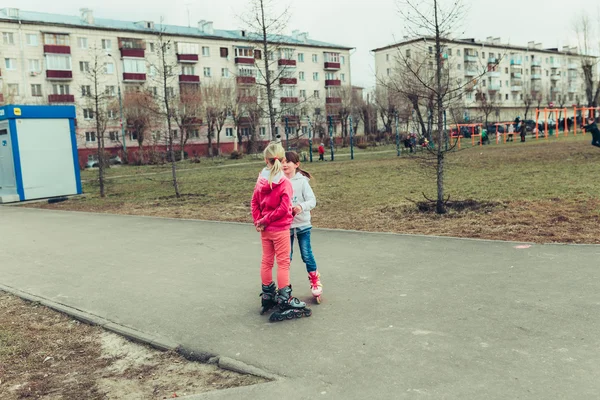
[5, 0, 595, 89]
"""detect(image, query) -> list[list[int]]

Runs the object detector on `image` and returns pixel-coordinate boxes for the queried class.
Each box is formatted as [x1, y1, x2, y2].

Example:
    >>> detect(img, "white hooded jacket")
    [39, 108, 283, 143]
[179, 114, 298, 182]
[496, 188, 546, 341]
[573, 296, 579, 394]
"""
[290, 172, 316, 229]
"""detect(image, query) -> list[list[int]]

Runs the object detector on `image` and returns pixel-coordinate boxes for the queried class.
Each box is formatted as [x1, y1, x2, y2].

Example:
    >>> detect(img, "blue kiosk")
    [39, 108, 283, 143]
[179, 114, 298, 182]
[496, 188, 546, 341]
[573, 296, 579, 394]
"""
[0, 105, 82, 203]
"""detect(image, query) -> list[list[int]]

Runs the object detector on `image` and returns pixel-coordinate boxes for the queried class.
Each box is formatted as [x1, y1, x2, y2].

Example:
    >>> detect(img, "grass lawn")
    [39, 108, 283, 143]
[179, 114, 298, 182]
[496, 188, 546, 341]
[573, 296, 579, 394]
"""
[28, 135, 600, 244]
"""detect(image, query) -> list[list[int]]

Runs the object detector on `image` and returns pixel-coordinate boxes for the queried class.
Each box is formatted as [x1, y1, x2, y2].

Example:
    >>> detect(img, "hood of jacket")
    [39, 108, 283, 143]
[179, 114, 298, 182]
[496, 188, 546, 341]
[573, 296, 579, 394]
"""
[256, 167, 285, 193]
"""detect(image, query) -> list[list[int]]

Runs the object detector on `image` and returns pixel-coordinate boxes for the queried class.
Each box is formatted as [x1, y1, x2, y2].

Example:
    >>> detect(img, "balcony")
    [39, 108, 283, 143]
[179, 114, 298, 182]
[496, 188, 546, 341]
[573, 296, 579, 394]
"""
[531, 74, 542, 80]
[279, 78, 297, 85]
[326, 97, 342, 104]
[568, 87, 577, 93]
[550, 74, 561, 81]
[510, 86, 522, 92]
[464, 68, 477, 77]
[325, 79, 341, 87]
[120, 48, 145, 58]
[280, 97, 299, 104]
[487, 70, 500, 78]
[46, 70, 73, 80]
[238, 96, 257, 103]
[177, 54, 199, 63]
[531, 60, 541, 67]
[281, 115, 300, 123]
[464, 55, 478, 63]
[123, 72, 146, 82]
[488, 84, 501, 92]
[488, 57, 498, 64]
[235, 57, 255, 65]
[510, 59, 522, 65]
[44, 45, 71, 54]
[511, 72, 522, 79]
[48, 94, 75, 103]
[568, 63, 578, 70]
[324, 62, 341, 70]
[236, 76, 256, 84]
[278, 59, 297, 67]
[179, 74, 200, 83]
[550, 87, 560, 92]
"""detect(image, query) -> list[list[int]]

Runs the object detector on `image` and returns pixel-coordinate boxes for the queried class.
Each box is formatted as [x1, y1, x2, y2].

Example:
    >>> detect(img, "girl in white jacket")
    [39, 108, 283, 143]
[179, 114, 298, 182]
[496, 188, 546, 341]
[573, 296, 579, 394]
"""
[282, 151, 323, 303]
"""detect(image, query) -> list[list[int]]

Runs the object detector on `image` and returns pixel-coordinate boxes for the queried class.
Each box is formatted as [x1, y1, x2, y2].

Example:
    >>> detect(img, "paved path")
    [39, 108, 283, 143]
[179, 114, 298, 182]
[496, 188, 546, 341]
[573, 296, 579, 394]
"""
[1, 207, 599, 399]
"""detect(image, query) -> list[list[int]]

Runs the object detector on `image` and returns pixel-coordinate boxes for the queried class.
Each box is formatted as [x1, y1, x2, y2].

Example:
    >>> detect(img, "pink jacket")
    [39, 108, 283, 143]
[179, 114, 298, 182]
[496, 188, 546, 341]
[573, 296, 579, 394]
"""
[251, 168, 293, 232]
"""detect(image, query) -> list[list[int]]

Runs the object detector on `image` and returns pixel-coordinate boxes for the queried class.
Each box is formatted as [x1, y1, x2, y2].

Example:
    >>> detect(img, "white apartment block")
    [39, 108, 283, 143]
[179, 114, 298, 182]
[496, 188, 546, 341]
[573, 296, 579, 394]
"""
[373, 36, 591, 124]
[0, 7, 352, 162]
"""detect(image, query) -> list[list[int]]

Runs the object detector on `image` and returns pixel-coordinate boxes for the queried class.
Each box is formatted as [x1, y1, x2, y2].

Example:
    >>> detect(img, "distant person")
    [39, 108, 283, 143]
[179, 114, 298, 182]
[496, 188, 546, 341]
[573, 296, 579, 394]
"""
[519, 122, 527, 142]
[252, 142, 311, 322]
[507, 123, 515, 142]
[318, 143, 325, 161]
[283, 151, 322, 303]
[481, 128, 490, 145]
[582, 117, 600, 148]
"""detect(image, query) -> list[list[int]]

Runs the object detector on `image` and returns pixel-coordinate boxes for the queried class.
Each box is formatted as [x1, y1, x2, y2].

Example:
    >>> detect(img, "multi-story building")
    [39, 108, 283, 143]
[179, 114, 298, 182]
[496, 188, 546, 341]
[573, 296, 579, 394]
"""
[0, 8, 352, 164]
[373, 36, 591, 125]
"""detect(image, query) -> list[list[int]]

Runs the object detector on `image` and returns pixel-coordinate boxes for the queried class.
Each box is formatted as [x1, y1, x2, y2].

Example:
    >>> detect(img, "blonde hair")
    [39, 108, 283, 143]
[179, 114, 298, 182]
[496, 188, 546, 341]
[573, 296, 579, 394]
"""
[263, 142, 285, 188]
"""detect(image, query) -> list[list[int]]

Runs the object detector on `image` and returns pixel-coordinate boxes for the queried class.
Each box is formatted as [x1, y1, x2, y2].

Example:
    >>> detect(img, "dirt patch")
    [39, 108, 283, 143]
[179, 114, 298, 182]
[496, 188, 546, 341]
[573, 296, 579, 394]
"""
[0, 293, 265, 399]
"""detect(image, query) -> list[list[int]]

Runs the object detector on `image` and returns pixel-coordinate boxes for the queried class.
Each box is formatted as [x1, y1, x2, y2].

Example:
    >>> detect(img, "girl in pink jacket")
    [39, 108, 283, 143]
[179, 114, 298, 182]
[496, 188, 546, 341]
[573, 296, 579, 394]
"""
[251, 142, 311, 322]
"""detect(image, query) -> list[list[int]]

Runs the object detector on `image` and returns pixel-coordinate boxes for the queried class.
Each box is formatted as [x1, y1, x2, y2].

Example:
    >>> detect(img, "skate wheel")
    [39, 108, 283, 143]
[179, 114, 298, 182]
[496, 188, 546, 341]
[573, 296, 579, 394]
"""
[286, 312, 295, 320]
[315, 296, 321, 304]
[303, 308, 312, 317]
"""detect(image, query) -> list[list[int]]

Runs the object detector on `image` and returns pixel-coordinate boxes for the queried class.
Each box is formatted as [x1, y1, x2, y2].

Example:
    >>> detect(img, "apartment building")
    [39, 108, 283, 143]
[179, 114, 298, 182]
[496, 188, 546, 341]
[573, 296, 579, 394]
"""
[0, 8, 352, 163]
[373, 36, 591, 124]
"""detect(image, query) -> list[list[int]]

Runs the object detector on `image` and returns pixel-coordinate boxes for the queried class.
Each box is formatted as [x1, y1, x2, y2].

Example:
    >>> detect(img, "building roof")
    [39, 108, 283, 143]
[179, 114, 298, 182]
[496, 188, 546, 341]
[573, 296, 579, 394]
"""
[0, 8, 353, 50]
[371, 36, 592, 57]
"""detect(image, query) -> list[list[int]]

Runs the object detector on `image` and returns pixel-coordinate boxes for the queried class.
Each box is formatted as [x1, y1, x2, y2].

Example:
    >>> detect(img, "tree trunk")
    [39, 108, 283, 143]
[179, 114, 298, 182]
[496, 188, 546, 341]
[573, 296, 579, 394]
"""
[434, 0, 446, 214]
[259, 0, 276, 139]
[93, 72, 105, 198]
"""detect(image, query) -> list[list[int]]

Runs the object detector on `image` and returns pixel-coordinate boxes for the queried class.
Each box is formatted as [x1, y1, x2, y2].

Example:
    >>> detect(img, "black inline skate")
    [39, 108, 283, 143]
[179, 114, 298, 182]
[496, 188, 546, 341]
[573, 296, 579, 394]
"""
[260, 282, 277, 315]
[269, 285, 312, 322]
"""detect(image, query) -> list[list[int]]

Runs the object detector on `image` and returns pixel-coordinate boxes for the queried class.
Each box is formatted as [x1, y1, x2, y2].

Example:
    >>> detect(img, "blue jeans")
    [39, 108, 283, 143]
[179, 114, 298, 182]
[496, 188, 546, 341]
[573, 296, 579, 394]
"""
[290, 227, 318, 273]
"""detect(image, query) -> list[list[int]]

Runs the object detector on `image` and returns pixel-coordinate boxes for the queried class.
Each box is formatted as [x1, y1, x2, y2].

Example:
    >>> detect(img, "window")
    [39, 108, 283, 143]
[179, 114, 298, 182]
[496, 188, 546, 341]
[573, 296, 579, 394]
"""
[26, 34, 38, 46]
[520, 94, 523, 100]
[7, 84, 19, 96]
[298, 53, 304, 62]
[28, 59, 41, 72]
[299, 89, 306, 98]
[172, 130, 178, 138]
[448, 48, 453, 56]
[148, 42, 155, 52]
[267, 51, 274, 61]
[182, 65, 195, 75]
[202, 46, 210, 56]
[52, 84, 70, 95]
[3, 32, 15, 45]
[190, 129, 200, 138]
[386, 54, 390, 62]
[254, 49, 262, 59]
[44, 33, 69, 46]
[225, 128, 234, 137]
[259, 127, 266, 137]
[104, 62, 114, 74]
[324, 52, 340, 63]
[313, 72, 319, 81]
[107, 110, 116, 119]
[31, 84, 42, 97]
[83, 108, 94, 119]
[457, 50, 461, 56]
[129, 131, 138, 141]
[299, 71, 305, 81]
[81, 85, 91, 97]
[149, 87, 158, 97]
[340, 56, 345, 65]
[176, 42, 198, 55]
[79, 61, 90, 72]
[505, 67, 508, 73]
[45, 54, 72, 70]
[314, 90, 320, 98]
[341, 73, 346, 82]
[166, 87, 175, 98]
[105, 86, 116, 97]
[302, 126, 308, 135]
[102, 39, 112, 50]
[428, 46, 432, 54]
[78, 37, 88, 49]
[85, 132, 96, 143]
[482, 52, 485, 58]
[457, 64, 461, 70]
[312, 54, 318, 63]
[235, 47, 253, 58]
[406, 49, 411, 58]
[203, 67, 211, 77]
[386, 68, 391, 76]
[109, 131, 120, 141]
[123, 59, 146, 73]
[220, 47, 228, 58]
[221, 68, 229, 77]
[4, 58, 16, 70]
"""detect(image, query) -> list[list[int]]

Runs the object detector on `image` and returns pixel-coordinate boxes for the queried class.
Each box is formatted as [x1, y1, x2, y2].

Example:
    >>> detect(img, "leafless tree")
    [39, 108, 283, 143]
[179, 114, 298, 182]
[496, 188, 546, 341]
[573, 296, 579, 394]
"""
[475, 89, 499, 128]
[200, 80, 233, 156]
[123, 90, 157, 164]
[574, 12, 600, 112]
[173, 84, 203, 160]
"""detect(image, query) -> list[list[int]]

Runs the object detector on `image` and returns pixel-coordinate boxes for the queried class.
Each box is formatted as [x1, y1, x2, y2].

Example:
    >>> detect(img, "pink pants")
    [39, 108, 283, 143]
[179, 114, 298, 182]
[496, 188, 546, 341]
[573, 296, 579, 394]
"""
[260, 230, 291, 288]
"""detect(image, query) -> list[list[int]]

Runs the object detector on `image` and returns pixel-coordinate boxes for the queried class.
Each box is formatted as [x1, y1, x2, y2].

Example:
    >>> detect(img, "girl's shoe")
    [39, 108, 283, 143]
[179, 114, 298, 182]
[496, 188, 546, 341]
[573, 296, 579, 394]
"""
[308, 271, 323, 303]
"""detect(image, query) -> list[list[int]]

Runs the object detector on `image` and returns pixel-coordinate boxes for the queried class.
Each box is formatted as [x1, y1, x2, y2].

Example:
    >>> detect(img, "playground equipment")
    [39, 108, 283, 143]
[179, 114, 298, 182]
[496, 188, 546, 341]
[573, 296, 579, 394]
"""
[534, 108, 569, 139]
[452, 123, 483, 148]
[573, 107, 600, 135]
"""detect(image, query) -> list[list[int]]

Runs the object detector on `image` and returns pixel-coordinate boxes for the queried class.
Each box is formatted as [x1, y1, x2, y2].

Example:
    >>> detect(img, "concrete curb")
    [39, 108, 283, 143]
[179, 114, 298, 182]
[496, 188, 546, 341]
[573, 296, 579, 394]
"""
[0, 284, 279, 381]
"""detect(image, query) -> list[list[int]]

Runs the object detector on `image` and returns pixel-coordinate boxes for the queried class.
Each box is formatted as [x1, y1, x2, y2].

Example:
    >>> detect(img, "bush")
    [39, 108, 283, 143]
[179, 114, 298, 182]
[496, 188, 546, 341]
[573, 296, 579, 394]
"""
[356, 143, 368, 150]
[230, 151, 243, 160]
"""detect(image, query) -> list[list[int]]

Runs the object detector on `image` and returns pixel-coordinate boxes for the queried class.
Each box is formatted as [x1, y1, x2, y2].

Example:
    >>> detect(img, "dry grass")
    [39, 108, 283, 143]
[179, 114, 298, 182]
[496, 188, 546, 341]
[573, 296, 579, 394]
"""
[27, 135, 600, 244]
[0, 293, 264, 399]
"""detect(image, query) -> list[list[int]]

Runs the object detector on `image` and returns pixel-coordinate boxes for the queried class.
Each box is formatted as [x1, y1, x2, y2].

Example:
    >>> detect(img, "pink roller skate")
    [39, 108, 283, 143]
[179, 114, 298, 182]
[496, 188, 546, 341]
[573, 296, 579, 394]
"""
[308, 271, 323, 304]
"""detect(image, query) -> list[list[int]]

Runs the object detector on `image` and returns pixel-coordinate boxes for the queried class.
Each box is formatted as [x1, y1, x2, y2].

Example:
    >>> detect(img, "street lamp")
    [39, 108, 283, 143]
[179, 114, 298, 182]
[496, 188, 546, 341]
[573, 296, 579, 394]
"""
[106, 53, 127, 157]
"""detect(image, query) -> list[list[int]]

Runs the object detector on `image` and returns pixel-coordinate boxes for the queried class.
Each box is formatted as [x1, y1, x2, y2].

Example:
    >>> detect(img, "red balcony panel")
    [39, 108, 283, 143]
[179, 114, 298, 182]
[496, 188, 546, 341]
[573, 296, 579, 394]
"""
[324, 62, 341, 70]
[123, 73, 147, 81]
[46, 70, 73, 80]
[0, 94, 4, 103]
[280, 97, 299, 104]
[279, 78, 297, 85]
[48, 94, 75, 103]
[120, 48, 145, 58]
[177, 54, 199, 62]
[326, 97, 342, 104]
[281, 115, 300, 123]
[179, 74, 200, 83]
[278, 59, 297, 67]
[44, 45, 71, 54]
[235, 57, 255, 65]
[236, 76, 256, 84]
[325, 79, 341, 87]
[239, 117, 252, 125]
[238, 96, 257, 103]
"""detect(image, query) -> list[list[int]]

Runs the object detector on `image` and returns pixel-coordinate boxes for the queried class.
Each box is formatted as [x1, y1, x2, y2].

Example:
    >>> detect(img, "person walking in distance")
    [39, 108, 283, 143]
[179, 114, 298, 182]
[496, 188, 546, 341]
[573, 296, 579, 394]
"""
[582, 117, 600, 148]
[519, 121, 527, 142]
[507, 123, 515, 142]
[318, 143, 325, 161]
[283, 151, 323, 303]
[251, 142, 311, 322]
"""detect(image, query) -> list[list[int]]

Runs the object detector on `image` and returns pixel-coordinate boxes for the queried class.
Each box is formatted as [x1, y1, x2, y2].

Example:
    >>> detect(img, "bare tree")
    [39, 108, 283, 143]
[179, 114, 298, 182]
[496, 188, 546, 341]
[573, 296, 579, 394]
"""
[174, 84, 203, 160]
[475, 89, 499, 128]
[574, 12, 600, 112]
[200, 80, 233, 156]
[123, 90, 156, 164]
